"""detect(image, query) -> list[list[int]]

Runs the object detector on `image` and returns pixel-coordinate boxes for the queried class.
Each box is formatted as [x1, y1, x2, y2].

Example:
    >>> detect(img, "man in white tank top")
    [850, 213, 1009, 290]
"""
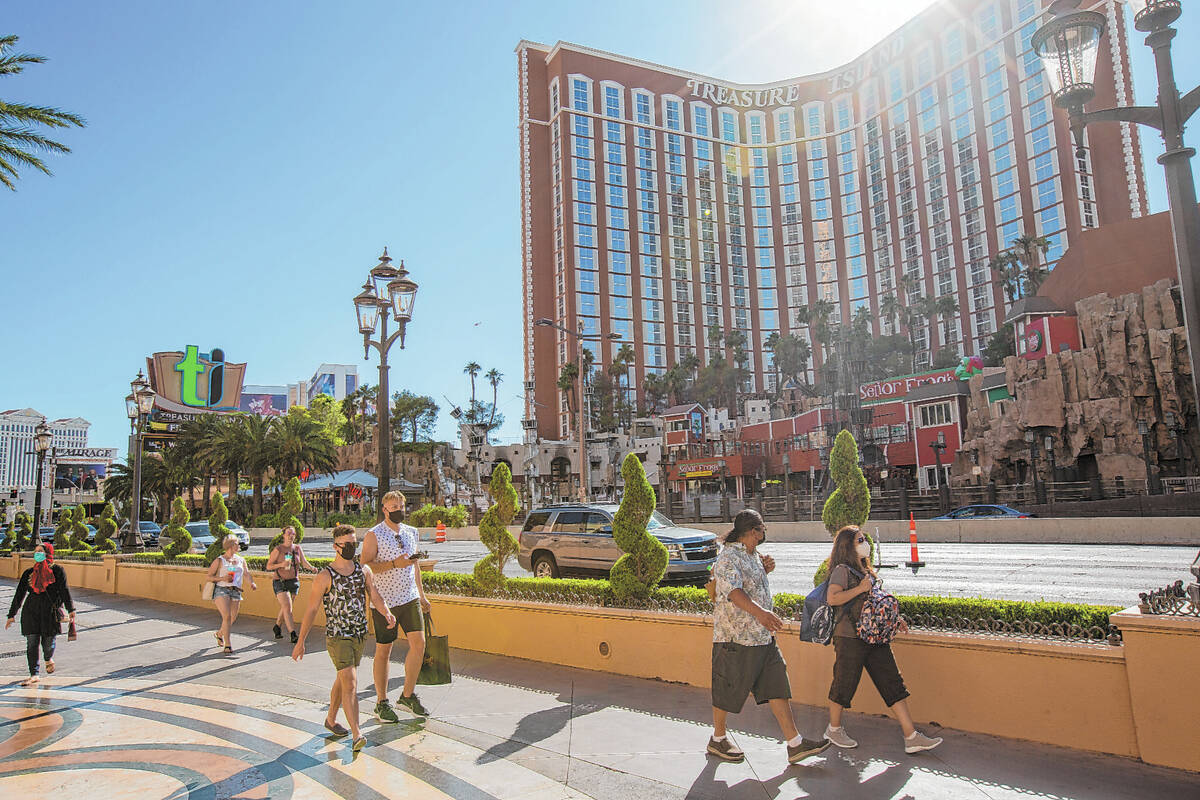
[360, 490, 430, 722]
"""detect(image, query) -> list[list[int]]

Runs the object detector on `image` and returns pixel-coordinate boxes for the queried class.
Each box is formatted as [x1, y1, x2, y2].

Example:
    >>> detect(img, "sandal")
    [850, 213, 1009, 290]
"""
[215, 632, 224, 648]
[223, 645, 232, 655]
[45, 660, 54, 674]
[20, 676, 39, 686]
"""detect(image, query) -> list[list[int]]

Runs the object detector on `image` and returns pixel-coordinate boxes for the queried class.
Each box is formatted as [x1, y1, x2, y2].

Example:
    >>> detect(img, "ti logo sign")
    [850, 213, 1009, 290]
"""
[174, 346, 229, 408]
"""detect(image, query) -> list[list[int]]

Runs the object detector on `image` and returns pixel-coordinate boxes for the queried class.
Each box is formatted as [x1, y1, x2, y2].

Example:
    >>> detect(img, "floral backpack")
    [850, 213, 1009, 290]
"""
[856, 581, 902, 644]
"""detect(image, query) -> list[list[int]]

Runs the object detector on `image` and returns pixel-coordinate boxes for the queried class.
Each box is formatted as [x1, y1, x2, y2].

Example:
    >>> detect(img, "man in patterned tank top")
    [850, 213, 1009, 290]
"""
[293, 524, 395, 752]
[361, 490, 431, 722]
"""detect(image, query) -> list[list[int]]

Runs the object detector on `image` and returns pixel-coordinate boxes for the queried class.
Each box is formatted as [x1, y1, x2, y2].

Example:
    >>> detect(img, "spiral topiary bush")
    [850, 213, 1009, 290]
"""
[814, 429, 873, 586]
[67, 505, 92, 553]
[53, 508, 73, 550]
[12, 512, 33, 551]
[269, 477, 305, 552]
[94, 502, 118, 552]
[609, 453, 667, 602]
[162, 496, 191, 559]
[473, 462, 520, 592]
[204, 492, 231, 565]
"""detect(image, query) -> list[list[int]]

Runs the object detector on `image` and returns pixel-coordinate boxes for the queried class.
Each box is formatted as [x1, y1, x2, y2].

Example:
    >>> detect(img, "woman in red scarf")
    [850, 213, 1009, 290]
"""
[6, 542, 75, 686]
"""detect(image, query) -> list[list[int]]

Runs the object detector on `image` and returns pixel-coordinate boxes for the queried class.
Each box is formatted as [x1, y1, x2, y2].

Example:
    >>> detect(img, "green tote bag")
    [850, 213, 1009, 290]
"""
[417, 611, 452, 685]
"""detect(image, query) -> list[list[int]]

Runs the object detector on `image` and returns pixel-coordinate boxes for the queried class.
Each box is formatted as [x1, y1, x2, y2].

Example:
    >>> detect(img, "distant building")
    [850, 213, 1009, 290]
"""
[0, 409, 115, 521]
[238, 364, 360, 417]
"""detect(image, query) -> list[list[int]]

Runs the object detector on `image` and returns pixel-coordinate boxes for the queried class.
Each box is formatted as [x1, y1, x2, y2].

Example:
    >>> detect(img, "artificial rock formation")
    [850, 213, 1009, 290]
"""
[955, 279, 1197, 486]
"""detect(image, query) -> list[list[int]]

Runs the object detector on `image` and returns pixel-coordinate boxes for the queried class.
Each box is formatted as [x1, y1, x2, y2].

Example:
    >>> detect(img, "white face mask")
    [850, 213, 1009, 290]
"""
[855, 540, 871, 559]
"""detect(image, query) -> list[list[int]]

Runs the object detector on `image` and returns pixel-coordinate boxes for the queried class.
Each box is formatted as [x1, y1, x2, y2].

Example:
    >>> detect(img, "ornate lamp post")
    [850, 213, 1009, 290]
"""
[124, 370, 156, 551]
[1137, 419, 1163, 494]
[354, 249, 419, 517]
[31, 418, 53, 534]
[929, 430, 949, 513]
[534, 317, 619, 502]
[1034, 0, 1200, 412]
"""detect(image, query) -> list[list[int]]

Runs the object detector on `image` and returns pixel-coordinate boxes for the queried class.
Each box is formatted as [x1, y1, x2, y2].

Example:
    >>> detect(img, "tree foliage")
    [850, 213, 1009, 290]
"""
[269, 476, 305, 552]
[473, 462, 520, 592]
[204, 491, 230, 565]
[610, 454, 668, 601]
[306, 394, 347, 447]
[0, 35, 86, 190]
[53, 508, 72, 550]
[11, 511, 32, 551]
[94, 502, 118, 553]
[815, 430, 873, 585]
[162, 496, 192, 559]
[390, 390, 439, 445]
[67, 505, 91, 553]
[983, 322, 1016, 367]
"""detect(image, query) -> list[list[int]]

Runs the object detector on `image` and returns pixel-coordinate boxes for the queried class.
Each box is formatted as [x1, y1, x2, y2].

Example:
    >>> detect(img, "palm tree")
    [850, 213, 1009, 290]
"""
[484, 368, 503, 431]
[240, 414, 276, 518]
[1011, 234, 1052, 297]
[202, 415, 249, 503]
[898, 275, 925, 372]
[0, 35, 85, 190]
[643, 372, 667, 413]
[178, 414, 222, 514]
[989, 251, 1023, 304]
[104, 455, 169, 523]
[796, 299, 836, 365]
[879, 291, 901, 336]
[464, 362, 481, 408]
[271, 410, 338, 483]
[557, 362, 579, 417]
[934, 295, 960, 354]
[340, 383, 377, 443]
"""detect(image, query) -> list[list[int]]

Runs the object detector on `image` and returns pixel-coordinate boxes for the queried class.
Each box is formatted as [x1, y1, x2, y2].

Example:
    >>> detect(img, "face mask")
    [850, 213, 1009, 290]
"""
[388, 509, 404, 523]
[33, 552, 46, 563]
[855, 540, 871, 559]
[338, 542, 357, 560]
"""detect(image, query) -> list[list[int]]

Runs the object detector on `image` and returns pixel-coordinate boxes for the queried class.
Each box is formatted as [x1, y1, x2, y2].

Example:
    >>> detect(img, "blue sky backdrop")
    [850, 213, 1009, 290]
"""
[2, 1, 1197, 460]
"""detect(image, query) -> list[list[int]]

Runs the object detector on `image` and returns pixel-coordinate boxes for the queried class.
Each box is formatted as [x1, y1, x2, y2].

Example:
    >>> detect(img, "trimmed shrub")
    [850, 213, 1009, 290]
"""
[13, 512, 32, 551]
[252, 512, 281, 528]
[203, 492, 230, 565]
[316, 511, 377, 528]
[94, 502, 118, 553]
[53, 509, 73, 550]
[473, 463, 520, 592]
[269, 477, 305, 552]
[815, 430, 872, 586]
[610, 453, 668, 602]
[68, 505, 92, 553]
[162, 497, 192, 559]
[408, 503, 469, 528]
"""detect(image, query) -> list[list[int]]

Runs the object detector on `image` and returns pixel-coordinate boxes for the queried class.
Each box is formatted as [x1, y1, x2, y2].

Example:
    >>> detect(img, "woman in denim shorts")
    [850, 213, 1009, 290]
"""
[206, 534, 257, 654]
[266, 525, 315, 644]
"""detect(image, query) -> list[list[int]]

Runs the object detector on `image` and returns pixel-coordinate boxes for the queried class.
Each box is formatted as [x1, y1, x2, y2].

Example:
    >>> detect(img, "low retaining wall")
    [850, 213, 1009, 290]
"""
[247, 526, 498, 543]
[3, 553, 1195, 772]
[680, 517, 1200, 545]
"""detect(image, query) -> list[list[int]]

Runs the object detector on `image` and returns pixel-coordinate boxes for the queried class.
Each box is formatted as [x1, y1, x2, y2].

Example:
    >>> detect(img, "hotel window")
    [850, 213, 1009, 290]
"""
[611, 296, 632, 318]
[914, 46, 935, 86]
[887, 65, 905, 102]
[775, 108, 794, 141]
[634, 91, 653, 125]
[834, 97, 852, 131]
[609, 229, 628, 250]
[607, 206, 627, 229]
[664, 98, 683, 131]
[606, 163, 625, 186]
[603, 84, 623, 119]
[607, 185, 627, 207]
[692, 103, 712, 137]
[720, 110, 738, 142]
[804, 103, 824, 137]
[571, 77, 591, 112]
[575, 270, 596, 292]
[575, 203, 595, 225]
[944, 26, 965, 64]
[747, 112, 765, 144]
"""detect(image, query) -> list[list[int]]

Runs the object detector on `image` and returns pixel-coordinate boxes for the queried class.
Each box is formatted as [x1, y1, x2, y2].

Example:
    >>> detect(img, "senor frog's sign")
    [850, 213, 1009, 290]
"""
[858, 368, 957, 404]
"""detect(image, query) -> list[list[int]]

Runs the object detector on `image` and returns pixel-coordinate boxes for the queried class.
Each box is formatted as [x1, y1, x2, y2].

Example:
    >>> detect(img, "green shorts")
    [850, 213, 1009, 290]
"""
[325, 635, 365, 671]
[372, 599, 424, 645]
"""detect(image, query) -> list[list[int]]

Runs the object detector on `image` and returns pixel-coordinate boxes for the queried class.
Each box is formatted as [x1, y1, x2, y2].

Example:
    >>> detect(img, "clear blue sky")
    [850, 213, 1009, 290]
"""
[2, 1, 1197, 460]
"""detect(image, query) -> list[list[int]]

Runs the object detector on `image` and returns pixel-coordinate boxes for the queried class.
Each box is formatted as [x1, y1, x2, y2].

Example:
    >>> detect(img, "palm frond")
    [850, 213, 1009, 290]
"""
[0, 125, 72, 152]
[0, 141, 51, 174]
[0, 102, 85, 128]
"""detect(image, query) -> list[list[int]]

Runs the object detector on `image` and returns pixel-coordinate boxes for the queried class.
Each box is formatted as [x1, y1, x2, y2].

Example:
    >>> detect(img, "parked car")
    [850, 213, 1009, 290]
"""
[187, 520, 250, 552]
[119, 521, 162, 548]
[517, 503, 718, 585]
[932, 504, 1033, 520]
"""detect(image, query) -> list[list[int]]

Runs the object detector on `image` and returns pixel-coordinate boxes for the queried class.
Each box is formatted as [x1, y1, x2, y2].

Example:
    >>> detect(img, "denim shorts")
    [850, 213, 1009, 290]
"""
[272, 578, 300, 595]
[214, 585, 243, 601]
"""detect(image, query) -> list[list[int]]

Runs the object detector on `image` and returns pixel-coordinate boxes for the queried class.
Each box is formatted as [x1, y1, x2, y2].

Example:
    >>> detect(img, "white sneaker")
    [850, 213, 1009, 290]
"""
[904, 730, 943, 754]
[824, 724, 858, 749]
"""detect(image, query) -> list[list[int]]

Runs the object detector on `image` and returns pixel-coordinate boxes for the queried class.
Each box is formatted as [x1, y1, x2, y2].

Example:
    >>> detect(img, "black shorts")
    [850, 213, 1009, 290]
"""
[272, 578, 300, 595]
[711, 640, 792, 713]
[829, 635, 909, 709]
[372, 599, 424, 645]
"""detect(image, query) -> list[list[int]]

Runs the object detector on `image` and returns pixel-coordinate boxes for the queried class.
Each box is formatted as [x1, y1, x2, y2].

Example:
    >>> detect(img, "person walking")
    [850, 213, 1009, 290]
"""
[823, 525, 942, 754]
[707, 509, 830, 764]
[6, 542, 75, 686]
[206, 534, 257, 654]
[360, 490, 431, 722]
[266, 525, 316, 643]
[293, 524, 396, 753]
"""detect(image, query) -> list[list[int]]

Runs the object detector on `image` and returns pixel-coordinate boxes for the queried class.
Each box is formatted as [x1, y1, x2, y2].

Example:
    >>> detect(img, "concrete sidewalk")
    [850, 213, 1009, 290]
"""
[0, 581, 1194, 799]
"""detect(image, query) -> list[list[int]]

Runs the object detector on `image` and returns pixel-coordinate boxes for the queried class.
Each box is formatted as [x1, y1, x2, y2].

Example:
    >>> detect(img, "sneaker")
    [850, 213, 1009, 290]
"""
[396, 693, 429, 717]
[824, 725, 858, 749]
[787, 737, 831, 763]
[273, 624, 282, 640]
[374, 700, 399, 724]
[706, 736, 745, 762]
[904, 731, 943, 754]
[352, 736, 366, 752]
[290, 630, 298, 644]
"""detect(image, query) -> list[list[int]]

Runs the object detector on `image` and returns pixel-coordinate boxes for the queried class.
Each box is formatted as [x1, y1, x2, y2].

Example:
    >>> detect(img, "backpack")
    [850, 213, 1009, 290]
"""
[856, 582, 902, 645]
[799, 566, 862, 646]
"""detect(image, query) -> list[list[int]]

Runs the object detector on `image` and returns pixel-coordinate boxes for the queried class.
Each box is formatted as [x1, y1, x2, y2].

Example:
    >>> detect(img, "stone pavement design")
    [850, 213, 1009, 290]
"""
[1, 581, 1196, 799]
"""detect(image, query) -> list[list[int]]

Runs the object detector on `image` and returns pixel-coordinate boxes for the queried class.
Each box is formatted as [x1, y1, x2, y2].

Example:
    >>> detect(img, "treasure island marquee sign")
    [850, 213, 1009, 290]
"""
[684, 35, 905, 108]
[146, 345, 247, 415]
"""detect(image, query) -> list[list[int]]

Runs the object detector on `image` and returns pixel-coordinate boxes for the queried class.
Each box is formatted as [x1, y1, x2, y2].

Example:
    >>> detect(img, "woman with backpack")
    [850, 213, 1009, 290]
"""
[824, 525, 942, 754]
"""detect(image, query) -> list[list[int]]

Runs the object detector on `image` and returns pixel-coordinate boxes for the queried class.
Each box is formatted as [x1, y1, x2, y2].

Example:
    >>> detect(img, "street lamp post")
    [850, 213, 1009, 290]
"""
[1033, 0, 1200, 412]
[1137, 419, 1163, 494]
[354, 249, 419, 517]
[30, 419, 52, 535]
[1024, 429, 1047, 505]
[124, 370, 156, 552]
[534, 317, 619, 503]
[929, 430, 949, 513]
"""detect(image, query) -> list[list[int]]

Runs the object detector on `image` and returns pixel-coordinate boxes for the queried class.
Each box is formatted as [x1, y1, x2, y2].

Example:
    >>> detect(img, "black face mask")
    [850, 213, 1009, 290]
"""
[338, 542, 356, 560]
[387, 509, 404, 523]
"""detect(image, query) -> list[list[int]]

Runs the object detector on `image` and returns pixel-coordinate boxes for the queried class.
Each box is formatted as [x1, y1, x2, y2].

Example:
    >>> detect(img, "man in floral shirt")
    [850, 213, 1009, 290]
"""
[707, 509, 830, 765]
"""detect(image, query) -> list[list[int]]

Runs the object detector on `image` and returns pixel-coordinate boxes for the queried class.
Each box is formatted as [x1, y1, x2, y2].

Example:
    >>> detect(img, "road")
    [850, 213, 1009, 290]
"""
[248, 539, 1195, 607]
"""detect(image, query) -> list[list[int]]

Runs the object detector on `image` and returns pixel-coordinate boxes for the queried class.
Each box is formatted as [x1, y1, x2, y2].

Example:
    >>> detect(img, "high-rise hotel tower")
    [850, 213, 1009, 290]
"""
[519, 0, 1146, 442]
